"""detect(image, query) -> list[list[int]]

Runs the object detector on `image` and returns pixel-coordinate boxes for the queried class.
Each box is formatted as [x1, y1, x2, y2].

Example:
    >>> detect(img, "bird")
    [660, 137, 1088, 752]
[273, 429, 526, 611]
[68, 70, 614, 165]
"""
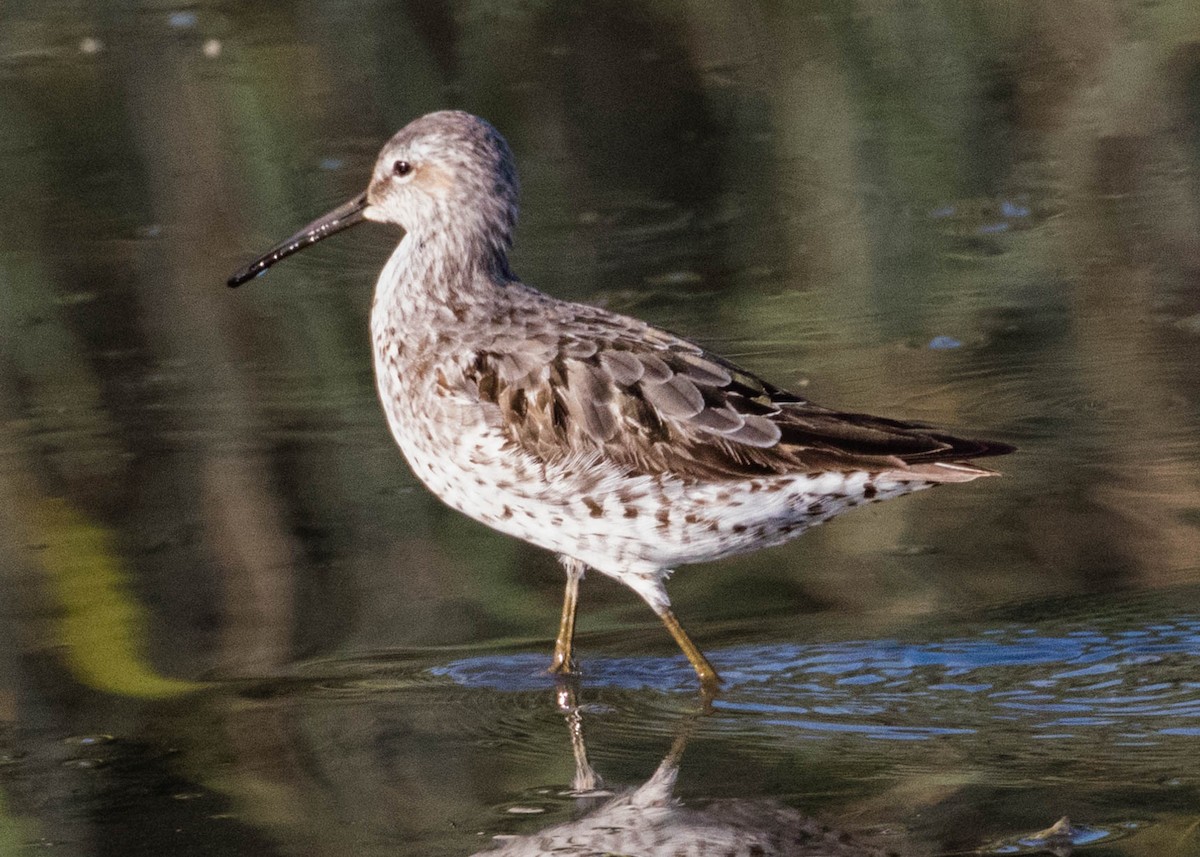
[469, 687, 906, 857]
[228, 110, 1013, 694]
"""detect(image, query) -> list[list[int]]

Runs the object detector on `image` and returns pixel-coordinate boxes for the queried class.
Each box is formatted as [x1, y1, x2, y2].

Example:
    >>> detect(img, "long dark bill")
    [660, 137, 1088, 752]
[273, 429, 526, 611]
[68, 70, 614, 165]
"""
[227, 192, 368, 287]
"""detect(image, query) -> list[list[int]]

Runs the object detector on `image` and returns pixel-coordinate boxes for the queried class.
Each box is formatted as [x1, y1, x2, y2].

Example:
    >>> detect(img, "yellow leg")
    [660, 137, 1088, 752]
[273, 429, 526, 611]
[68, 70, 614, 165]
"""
[548, 557, 584, 675]
[659, 608, 722, 695]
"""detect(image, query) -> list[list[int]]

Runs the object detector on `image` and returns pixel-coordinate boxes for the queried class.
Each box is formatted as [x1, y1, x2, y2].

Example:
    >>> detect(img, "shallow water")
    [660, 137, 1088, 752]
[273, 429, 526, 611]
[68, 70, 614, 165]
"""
[4, 1, 1200, 855]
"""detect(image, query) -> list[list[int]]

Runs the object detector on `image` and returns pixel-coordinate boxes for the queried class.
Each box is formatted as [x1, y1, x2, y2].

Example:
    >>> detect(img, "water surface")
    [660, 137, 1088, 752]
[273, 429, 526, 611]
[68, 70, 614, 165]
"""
[3, 1, 1200, 855]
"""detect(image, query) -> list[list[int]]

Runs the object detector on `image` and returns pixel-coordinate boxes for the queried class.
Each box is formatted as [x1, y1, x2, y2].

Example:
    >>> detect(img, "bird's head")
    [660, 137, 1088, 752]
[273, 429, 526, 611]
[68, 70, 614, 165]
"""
[228, 111, 519, 288]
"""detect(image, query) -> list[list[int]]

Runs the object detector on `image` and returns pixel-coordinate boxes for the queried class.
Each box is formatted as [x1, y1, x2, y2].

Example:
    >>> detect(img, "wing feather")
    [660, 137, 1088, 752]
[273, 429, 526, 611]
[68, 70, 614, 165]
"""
[464, 305, 1013, 482]
[598, 350, 644, 385]
[642, 374, 705, 418]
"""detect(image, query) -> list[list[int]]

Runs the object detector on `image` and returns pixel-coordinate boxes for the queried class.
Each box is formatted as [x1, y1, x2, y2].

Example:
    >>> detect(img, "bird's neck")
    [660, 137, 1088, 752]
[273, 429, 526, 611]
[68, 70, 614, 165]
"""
[371, 227, 512, 329]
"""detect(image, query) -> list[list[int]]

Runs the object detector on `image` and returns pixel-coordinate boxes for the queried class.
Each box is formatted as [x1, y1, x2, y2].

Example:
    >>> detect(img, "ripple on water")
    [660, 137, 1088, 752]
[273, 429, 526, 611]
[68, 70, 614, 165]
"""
[983, 817, 1141, 855]
[423, 616, 1200, 776]
[248, 614, 1200, 791]
[433, 651, 700, 694]
[431, 651, 709, 742]
[738, 626, 1196, 767]
[248, 650, 590, 774]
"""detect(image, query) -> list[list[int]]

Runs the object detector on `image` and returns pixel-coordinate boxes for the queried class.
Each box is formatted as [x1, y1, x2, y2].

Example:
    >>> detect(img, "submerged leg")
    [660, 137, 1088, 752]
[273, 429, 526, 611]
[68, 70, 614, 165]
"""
[549, 556, 585, 675]
[658, 608, 722, 695]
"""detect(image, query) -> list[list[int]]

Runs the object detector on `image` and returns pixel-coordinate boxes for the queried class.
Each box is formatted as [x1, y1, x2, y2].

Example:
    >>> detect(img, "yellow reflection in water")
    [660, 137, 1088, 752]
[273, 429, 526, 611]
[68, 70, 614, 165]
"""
[36, 498, 204, 699]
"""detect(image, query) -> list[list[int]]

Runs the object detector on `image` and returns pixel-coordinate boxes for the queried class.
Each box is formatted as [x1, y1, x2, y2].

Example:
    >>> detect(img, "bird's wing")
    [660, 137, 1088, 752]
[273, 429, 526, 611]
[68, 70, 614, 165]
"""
[459, 304, 1011, 482]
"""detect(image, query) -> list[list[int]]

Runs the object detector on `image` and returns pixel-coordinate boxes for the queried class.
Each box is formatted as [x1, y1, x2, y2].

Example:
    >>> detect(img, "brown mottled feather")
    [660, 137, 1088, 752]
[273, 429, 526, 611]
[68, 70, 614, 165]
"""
[464, 302, 1012, 483]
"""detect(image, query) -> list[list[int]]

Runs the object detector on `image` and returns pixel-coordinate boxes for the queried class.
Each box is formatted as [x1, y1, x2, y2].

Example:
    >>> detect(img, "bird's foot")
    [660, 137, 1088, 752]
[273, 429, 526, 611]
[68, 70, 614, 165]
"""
[697, 672, 722, 712]
[547, 650, 578, 677]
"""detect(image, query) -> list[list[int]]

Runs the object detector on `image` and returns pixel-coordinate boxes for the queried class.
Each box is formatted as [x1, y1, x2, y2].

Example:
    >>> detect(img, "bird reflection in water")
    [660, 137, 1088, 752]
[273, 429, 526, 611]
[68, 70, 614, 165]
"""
[472, 683, 903, 857]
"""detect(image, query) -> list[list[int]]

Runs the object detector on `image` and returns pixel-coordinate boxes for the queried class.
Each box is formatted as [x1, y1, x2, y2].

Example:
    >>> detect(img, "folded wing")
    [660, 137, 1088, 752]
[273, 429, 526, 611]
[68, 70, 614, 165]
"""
[462, 308, 1013, 483]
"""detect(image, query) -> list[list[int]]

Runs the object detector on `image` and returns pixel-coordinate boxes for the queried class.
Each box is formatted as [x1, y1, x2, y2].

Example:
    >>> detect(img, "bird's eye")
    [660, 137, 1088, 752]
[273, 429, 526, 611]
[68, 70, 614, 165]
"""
[393, 160, 413, 177]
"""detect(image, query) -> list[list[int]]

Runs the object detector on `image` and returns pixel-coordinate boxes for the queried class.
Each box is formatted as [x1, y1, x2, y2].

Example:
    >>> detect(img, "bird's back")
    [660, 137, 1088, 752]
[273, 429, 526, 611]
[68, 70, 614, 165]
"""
[459, 281, 1012, 487]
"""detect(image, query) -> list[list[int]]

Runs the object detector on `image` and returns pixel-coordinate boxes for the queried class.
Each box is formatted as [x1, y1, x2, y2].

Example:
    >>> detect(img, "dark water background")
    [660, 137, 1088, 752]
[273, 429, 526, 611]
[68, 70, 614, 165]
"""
[3, 1, 1200, 855]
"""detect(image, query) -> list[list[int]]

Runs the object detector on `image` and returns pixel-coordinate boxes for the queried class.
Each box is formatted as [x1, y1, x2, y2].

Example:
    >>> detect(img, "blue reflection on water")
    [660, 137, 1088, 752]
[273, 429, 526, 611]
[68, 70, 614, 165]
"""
[436, 619, 1200, 743]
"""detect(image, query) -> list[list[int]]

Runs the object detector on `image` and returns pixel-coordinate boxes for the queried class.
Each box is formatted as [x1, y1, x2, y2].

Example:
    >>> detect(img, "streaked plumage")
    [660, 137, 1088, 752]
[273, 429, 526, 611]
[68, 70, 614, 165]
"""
[229, 110, 1013, 691]
[472, 691, 902, 857]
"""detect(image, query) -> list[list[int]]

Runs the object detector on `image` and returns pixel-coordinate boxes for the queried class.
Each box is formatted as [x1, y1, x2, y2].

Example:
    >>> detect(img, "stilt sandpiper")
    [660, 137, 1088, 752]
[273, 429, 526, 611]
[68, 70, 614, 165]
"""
[229, 111, 1013, 693]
